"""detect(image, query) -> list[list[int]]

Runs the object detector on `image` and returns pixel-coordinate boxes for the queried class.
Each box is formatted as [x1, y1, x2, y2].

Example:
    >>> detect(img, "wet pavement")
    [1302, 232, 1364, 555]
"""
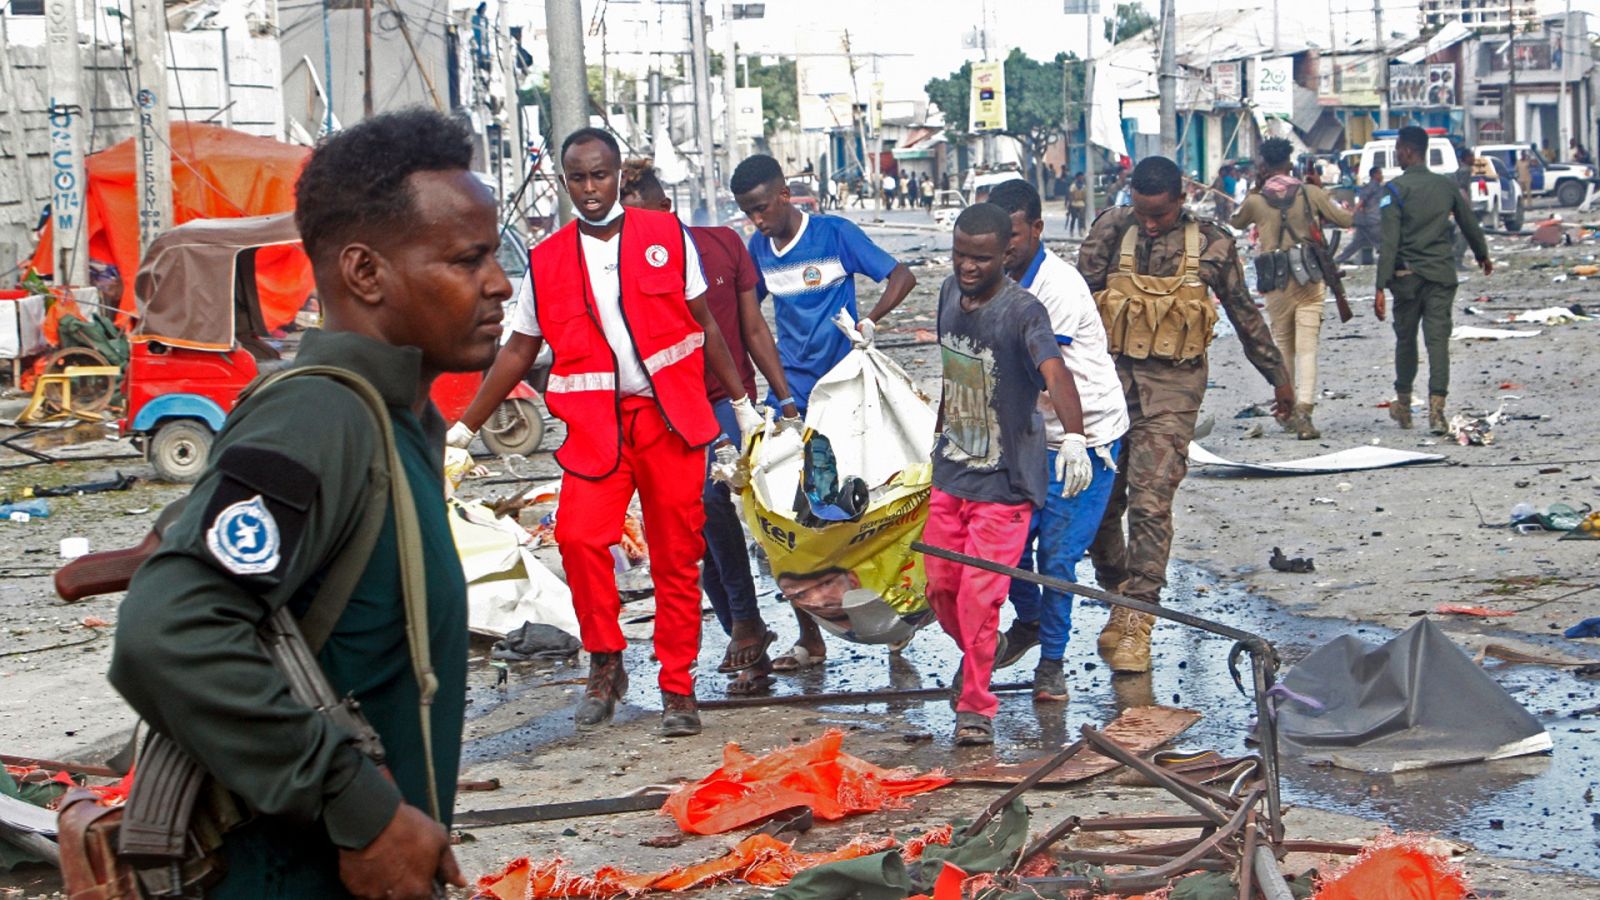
[461, 553, 1600, 877]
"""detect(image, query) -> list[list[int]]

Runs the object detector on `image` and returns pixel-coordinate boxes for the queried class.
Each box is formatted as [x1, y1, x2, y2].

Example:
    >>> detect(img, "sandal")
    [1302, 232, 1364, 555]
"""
[717, 629, 778, 674]
[954, 712, 994, 746]
[771, 644, 825, 673]
[727, 668, 775, 696]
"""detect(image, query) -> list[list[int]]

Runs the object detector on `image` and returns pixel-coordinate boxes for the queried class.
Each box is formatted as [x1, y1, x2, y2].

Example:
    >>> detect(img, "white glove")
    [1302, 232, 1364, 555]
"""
[709, 441, 749, 489]
[730, 396, 765, 444]
[446, 421, 477, 450]
[1055, 434, 1093, 498]
[1092, 443, 1119, 474]
[856, 316, 877, 346]
[777, 412, 805, 435]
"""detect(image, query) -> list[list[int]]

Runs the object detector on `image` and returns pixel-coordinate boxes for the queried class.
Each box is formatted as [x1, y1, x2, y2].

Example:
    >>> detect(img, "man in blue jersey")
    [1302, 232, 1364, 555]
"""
[731, 154, 918, 672]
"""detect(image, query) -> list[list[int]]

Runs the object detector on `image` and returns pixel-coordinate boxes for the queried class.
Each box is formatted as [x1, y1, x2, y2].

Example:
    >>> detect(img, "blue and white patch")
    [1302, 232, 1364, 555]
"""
[1379, 194, 1392, 208]
[205, 494, 282, 576]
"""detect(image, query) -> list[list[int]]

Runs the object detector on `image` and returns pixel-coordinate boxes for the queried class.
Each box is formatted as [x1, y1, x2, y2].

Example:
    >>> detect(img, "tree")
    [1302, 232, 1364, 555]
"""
[1105, 2, 1155, 43]
[745, 56, 799, 136]
[924, 49, 1084, 190]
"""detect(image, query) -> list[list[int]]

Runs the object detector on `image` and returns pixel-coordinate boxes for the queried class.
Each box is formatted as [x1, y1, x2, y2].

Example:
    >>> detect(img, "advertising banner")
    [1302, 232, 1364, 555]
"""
[968, 60, 1007, 132]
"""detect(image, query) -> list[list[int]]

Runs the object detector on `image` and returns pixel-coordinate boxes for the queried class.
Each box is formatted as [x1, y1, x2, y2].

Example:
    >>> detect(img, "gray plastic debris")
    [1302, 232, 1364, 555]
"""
[491, 622, 582, 662]
[1277, 619, 1552, 773]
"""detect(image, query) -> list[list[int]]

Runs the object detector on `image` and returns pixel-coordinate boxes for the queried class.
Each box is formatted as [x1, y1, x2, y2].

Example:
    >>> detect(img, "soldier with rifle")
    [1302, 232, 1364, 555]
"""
[105, 109, 502, 898]
[1231, 138, 1353, 440]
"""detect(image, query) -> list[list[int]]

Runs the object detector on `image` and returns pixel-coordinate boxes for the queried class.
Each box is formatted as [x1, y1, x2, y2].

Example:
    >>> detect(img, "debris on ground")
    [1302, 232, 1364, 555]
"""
[1447, 411, 1497, 446]
[1188, 443, 1443, 476]
[661, 729, 951, 835]
[952, 705, 1200, 785]
[1278, 619, 1551, 773]
[1567, 617, 1600, 639]
[1450, 325, 1542, 340]
[490, 622, 582, 662]
[0, 499, 50, 522]
[1269, 548, 1315, 574]
[1314, 830, 1470, 899]
[1510, 502, 1590, 532]
[1433, 604, 1515, 617]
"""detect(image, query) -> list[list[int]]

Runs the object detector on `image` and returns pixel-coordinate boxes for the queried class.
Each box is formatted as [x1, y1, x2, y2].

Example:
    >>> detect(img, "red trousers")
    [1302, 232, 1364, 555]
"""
[554, 397, 708, 695]
[923, 488, 1033, 718]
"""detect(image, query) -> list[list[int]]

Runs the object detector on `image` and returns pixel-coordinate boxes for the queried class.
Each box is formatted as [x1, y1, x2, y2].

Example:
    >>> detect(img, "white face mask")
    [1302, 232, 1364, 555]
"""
[575, 200, 624, 227]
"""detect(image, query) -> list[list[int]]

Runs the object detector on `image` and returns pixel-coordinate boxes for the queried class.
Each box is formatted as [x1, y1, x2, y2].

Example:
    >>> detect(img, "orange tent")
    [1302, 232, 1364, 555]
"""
[29, 122, 312, 331]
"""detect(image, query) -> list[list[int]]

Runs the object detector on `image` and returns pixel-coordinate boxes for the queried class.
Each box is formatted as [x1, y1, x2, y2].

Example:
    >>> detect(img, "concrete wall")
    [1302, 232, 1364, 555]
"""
[0, 31, 285, 275]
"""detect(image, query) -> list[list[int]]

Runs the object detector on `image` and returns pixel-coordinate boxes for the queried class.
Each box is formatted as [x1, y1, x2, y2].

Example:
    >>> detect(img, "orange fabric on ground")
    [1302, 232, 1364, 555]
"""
[661, 729, 952, 835]
[28, 123, 311, 331]
[1315, 833, 1470, 900]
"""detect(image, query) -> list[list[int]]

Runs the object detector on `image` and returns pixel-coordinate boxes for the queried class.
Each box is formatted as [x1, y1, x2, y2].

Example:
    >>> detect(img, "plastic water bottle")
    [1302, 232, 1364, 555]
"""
[0, 499, 51, 522]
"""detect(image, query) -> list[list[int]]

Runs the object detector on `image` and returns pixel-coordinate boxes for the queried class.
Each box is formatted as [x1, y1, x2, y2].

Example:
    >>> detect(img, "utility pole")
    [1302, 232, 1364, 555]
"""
[362, 0, 374, 117]
[320, 0, 336, 134]
[546, 0, 588, 223]
[1158, 0, 1177, 157]
[688, 0, 717, 224]
[1083, 6, 1096, 224]
[721, 1, 740, 176]
[1375, 0, 1389, 129]
[1558, 0, 1571, 156]
[45, 0, 88, 286]
[130, 0, 174, 253]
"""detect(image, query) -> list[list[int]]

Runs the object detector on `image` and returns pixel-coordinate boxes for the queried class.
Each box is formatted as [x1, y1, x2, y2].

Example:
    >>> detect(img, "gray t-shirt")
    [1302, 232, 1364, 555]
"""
[932, 276, 1060, 507]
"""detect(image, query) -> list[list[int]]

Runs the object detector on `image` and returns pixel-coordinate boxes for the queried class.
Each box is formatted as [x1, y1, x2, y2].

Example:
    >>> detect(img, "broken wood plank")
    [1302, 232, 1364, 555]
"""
[950, 706, 1201, 785]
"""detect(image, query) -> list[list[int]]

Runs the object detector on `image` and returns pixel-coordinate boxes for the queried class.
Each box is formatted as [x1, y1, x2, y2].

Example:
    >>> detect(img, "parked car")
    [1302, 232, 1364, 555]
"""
[1474, 142, 1595, 207]
[1354, 129, 1457, 184]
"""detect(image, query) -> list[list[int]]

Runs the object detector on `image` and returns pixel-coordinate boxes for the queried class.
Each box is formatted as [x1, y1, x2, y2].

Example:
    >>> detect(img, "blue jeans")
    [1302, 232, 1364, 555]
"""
[1007, 438, 1122, 661]
[702, 398, 761, 634]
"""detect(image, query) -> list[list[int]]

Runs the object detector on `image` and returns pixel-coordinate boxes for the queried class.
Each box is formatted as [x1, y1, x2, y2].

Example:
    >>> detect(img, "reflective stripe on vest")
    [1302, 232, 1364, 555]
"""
[546, 371, 618, 394]
[641, 332, 704, 378]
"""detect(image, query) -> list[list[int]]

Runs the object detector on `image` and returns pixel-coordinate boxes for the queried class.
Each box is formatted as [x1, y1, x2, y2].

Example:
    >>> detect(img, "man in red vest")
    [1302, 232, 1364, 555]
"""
[452, 128, 760, 737]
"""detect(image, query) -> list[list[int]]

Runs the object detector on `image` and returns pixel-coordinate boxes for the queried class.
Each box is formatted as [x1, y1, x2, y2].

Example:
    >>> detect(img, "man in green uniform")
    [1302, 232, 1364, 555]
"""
[1375, 125, 1492, 435]
[1078, 156, 1293, 674]
[108, 109, 506, 899]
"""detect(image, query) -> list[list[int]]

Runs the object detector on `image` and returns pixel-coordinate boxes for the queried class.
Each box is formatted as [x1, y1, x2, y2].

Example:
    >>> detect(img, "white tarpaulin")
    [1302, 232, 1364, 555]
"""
[1452, 326, 1543, 340]
[450, 499, 579, 639]
[1188, 443, 1444, 475]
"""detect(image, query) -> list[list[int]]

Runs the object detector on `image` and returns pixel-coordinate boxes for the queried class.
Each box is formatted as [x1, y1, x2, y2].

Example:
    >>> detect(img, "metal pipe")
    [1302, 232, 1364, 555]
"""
[699, 681, 1031, 710]
[963, 739, 1086, 838]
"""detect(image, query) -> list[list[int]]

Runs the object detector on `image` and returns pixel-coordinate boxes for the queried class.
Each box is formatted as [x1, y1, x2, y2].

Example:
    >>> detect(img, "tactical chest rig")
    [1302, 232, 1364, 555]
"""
[1094, 223, 1217, 363]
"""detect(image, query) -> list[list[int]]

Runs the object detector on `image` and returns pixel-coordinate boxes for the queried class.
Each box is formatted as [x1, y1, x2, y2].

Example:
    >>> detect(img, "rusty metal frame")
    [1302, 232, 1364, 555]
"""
[912, 539, 1288, 841]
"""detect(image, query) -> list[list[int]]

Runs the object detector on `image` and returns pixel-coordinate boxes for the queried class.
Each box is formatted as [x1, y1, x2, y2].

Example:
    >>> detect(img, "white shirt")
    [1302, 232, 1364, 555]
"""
[1024, 248, 1129, 449]
[509, 224, 708, 397]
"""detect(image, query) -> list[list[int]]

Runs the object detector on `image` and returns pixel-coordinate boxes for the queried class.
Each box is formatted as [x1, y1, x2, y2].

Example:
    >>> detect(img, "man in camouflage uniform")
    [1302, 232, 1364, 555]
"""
[1078, 156, 1294, 673]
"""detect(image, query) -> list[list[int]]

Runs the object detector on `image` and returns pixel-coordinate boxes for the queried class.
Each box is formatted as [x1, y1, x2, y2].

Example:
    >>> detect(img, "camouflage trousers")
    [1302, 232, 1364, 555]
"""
[1090, 355, 1208, 604]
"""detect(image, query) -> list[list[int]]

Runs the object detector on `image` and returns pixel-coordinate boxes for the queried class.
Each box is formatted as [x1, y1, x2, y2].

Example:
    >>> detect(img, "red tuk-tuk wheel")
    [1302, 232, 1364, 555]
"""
[149, 420, 215, 484]
[481, 397, 545, 457]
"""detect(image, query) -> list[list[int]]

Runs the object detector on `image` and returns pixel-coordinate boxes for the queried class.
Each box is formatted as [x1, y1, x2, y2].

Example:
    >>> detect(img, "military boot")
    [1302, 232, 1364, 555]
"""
[1292, 403, 1320, 440]
[1390, 391, 1413, 429]
[574, 651, 627, 729]
[1097, 606, 1138, 654]
[660, 690, 702, 737]
[1105, 612, 1156, 674]
[1429, 394, 1449, 436]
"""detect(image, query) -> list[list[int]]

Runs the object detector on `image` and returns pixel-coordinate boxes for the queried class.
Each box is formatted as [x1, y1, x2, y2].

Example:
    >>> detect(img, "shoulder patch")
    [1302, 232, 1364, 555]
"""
[206, 495, 282, 575]
[1379, 194, 1391, 207]
[199, 445, 319, 584]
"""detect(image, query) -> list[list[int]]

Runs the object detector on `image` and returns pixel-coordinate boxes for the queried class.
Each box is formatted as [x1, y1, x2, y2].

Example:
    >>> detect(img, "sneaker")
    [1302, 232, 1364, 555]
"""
[574, 651, 627, 729]
[1105, 612, 1155, 673]
[1032, 659, 1068, 703]
[659, 690, 702, 737]
[996, 620, 1039, 669]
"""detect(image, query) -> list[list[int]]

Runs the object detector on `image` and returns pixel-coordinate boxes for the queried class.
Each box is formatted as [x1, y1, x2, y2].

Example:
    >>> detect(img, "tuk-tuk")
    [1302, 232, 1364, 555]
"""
[122, 213, 544, 482]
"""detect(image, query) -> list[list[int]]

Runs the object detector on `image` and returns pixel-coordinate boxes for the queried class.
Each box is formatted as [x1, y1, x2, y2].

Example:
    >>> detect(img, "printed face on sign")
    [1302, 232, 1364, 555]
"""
[645, 244, 670, 267]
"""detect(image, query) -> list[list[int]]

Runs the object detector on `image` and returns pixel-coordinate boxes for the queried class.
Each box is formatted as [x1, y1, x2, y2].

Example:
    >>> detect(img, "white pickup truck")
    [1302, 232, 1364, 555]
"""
[1475, 142, 1596, 207]
[1356, 136, 1522, 231]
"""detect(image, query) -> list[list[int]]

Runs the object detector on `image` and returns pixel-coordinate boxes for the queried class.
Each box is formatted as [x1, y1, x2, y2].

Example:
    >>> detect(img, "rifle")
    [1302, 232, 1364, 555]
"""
[1306, 217, 1354, 323]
